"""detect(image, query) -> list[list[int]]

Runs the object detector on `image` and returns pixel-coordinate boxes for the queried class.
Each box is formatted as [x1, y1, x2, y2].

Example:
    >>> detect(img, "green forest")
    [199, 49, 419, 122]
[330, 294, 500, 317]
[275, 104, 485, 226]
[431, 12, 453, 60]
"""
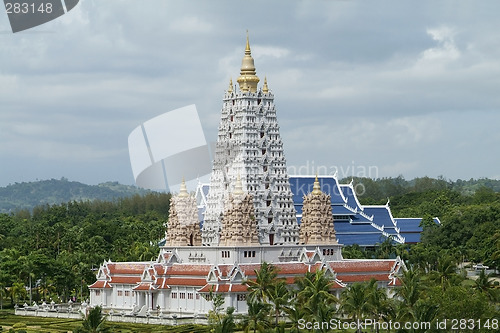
[0, 193, 170, 307]
[0, 178, 150, 213]
[0, 176, 499, 332]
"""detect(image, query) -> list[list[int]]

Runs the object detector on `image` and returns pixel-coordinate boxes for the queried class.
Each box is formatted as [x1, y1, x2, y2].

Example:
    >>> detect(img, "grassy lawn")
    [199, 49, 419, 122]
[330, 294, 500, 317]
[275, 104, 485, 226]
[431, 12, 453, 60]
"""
[0, 310, 369, 332]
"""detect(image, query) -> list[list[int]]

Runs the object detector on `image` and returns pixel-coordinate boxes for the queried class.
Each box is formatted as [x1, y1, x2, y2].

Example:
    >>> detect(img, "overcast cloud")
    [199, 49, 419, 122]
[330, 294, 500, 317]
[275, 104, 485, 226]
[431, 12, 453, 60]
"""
[1, 0, 500, 187]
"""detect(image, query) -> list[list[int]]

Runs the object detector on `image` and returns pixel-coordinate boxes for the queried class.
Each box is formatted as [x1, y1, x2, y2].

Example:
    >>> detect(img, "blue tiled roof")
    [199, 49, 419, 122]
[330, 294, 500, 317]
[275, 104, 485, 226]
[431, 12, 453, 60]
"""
[334, 221, 378, 233]
[363, 206, 396, 228]
[289, 176, 346, 205]
[340, 185, 363, 211]
[337, 233, 390, 246]
[331, 205, 356, 216]
[400, 233, 421, 243]
[396, 218, 423, 232]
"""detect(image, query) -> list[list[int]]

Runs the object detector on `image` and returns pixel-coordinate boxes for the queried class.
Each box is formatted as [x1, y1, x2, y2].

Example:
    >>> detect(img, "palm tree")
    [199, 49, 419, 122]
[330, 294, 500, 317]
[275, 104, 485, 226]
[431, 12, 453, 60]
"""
[411, 301, 439, 333]
[268, 280, 290, 327]
[473, 269, 498, 302]
[432, 255, 456, 290]
[284, 304, 307, 333]
[376, 237, 395, 259]
[0, 283, 6, 310]
[295, 269, 337, 321]
[339, 283, 371, 333]
[366, 278, 394, 333]
[245, 262, 279, 304]
[77, 305, 109, 333]
[215, 307, 236, 333]
[394, 269, 423, 321]
[9, 281, 27, 305]
[242, 300, 271, 333]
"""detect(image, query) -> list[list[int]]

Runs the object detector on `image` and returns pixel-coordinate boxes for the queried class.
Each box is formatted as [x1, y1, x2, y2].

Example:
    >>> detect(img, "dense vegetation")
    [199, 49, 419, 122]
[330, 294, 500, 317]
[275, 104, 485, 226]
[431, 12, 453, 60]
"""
[204, 262, 499, 333]
[0, 193, 170, 307]
[343, 177, 500, 271]
[0, 178, 150, 213]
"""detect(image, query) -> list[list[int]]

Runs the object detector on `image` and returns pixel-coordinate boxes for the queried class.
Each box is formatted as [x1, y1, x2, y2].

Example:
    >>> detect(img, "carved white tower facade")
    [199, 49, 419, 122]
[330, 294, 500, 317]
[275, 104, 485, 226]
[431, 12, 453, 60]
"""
[202, 35, 299, 246]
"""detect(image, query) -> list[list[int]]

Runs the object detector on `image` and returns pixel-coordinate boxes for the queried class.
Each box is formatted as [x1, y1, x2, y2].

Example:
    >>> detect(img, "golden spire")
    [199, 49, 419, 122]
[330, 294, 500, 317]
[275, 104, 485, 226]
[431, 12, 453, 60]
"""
[262, 76, 269, 94]
[237, 31, 260, 93]
[227, 78, 233, 93]
[179, 177, 189, 197]
[233, 174, 244, 195]
[312, 175, 322, 195]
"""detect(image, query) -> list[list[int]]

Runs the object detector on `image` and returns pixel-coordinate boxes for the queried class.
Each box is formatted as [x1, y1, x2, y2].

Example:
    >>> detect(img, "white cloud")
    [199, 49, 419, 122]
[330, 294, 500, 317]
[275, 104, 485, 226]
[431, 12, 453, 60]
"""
[252, 46, 290, 59]
[169, 16, 213, 34]
[414, 26, 460, 72]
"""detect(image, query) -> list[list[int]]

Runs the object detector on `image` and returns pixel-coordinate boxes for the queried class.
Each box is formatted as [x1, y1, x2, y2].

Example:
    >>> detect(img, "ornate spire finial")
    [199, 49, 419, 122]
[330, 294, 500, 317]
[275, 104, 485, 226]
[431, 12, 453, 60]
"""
[237, 31, 260, 93]
[245, 30, 251, 54]
[262, 76, 269, 93]
[233, 174, 244, 195]
[228, 78, 233, 93]
[312, 175, 322, 195]
[179, 177, 189, 197]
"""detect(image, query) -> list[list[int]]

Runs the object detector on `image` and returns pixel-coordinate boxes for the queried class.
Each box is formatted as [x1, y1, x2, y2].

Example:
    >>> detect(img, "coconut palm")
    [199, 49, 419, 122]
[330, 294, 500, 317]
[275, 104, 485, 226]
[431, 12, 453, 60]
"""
[215, 307, 236, 333]
[284, 304, 307, 333]
[432, 255, 457, 290]
[365, 278, 395, 332]
[242, 300, 271, 333]
[245, 262, 279, 304]
[339, 282, 372, 333]
[9, 281, 27, 305]
[473, 269, 498, 302]
[295, 269, 337, 320]
[268, 280, 290, 327]
[394, 269, 423, 321]
[77, 305, 110, 333]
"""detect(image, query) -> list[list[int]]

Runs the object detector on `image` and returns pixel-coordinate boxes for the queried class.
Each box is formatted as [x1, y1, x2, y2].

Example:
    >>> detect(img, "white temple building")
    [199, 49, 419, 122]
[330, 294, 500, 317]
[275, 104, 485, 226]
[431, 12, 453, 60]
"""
[89, 35, 404, 320]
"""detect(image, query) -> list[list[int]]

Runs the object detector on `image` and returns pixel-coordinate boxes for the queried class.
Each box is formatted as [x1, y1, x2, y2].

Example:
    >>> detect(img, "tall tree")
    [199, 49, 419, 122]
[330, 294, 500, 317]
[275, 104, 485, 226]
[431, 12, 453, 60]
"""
[295, 269, 337, 322]
[245, 262, 279, 304]
[473, 269, 498, 302]
[268, 280, 290, 327]
[242, 300, 271, 333]
[339, 282, 371, 333]
[394, 269, 424, 322]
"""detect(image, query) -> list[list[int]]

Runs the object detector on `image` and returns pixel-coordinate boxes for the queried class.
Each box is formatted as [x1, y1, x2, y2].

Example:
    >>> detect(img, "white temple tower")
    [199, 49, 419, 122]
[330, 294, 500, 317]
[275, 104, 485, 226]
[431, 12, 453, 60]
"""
[202, 34, 299, 246]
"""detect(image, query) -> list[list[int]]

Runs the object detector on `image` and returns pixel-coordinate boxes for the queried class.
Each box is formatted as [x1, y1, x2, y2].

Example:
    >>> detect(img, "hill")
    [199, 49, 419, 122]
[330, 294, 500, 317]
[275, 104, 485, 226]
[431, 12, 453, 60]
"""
[0, 178, 151, 213]
[339, 176, 500, 204]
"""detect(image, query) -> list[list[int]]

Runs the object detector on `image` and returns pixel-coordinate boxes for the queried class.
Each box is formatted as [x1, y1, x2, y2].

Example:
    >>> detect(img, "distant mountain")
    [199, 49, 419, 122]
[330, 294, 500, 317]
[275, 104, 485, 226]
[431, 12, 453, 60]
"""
[338, 176, 500, 203]
[0, 178, 152, 213]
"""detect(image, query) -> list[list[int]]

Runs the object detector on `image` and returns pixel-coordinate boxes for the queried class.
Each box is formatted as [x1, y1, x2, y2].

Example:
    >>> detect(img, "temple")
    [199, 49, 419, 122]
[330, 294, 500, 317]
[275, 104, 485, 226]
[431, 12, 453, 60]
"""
[89, 35, 411, 321]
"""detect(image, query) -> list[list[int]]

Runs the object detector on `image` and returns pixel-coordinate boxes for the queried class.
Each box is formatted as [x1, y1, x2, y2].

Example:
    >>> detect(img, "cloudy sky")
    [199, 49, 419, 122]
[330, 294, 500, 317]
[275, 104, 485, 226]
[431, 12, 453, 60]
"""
[1, 0, 500, 188]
